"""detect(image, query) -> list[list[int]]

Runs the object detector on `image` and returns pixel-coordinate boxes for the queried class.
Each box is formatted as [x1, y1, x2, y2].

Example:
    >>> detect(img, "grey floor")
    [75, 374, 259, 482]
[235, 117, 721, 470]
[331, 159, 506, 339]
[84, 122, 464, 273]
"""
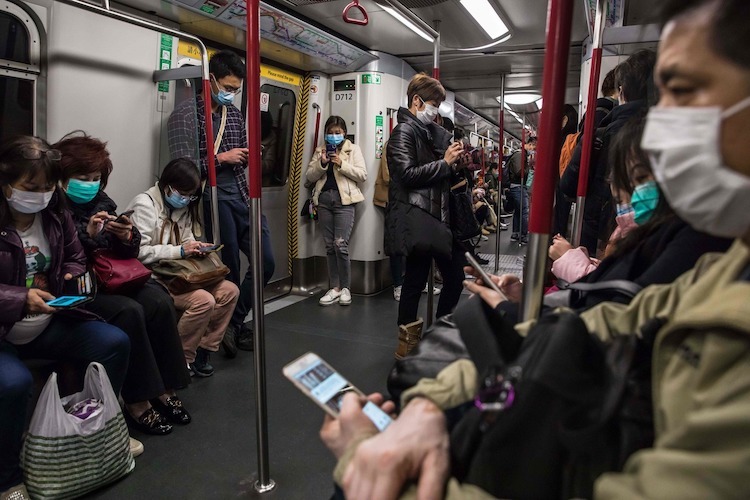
[84, 229, 525, 499]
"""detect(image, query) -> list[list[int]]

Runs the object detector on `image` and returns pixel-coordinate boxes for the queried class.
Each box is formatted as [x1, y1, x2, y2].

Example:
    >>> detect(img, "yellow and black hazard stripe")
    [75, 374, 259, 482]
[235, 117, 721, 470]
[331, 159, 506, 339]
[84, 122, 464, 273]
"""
[286, 73, 310, 275]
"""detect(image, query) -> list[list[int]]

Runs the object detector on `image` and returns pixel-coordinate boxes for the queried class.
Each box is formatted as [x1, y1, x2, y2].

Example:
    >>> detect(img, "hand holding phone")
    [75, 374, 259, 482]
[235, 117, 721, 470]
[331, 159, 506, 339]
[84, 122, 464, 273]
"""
[464, 252, 508, 301]
[45, 295, 92, 309]
[198, 243, 224, 254]
[113, 210, 134, 224]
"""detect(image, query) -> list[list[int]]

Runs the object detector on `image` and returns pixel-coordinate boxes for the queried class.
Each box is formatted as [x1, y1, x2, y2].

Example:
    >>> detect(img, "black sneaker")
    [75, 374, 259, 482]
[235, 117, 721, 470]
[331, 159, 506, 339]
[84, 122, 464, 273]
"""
[510, 233, 520, 241]
[475, 255, 490, 265]
[237, 323, 254, 352]
[190, 347, 214, 377]
[221, 325, 238, 359]
[520, 235, 529, 245]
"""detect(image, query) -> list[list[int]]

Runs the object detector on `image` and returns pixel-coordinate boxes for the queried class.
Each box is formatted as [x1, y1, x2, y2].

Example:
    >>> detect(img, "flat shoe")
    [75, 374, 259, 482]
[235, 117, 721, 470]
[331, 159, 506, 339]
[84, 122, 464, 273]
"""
[125, 407, 172, 435]
[151, 396, 192, 425]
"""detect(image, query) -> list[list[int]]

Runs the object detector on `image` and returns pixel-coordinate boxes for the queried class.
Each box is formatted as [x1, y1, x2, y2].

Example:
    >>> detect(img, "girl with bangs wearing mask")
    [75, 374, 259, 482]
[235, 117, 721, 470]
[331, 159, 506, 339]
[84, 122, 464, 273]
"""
[55, 133, 192, 436]
[306, 116, 367, 307]
[0, 136, 130, 500]
[126, 158, 239, 378]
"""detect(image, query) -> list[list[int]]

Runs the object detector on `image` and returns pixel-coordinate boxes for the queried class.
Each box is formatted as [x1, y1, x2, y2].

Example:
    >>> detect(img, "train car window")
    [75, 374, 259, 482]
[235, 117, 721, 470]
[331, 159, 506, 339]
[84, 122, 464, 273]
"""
[0, 12, 30, 64]
[260, 84, 295, 187]
[0, 75, 33, 141]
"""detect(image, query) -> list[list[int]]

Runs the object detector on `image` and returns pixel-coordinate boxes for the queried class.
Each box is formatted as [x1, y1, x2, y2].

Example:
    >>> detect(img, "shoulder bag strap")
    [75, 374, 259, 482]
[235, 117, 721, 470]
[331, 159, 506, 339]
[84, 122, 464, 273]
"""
[214, 106, 228, 155]
[563, 279, 643, 299]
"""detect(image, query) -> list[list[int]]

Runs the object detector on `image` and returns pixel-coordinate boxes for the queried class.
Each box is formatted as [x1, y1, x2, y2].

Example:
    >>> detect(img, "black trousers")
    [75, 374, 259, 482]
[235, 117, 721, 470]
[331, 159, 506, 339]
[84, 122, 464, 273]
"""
[84, 280, 190, 403]
[397, 240, 466, 326]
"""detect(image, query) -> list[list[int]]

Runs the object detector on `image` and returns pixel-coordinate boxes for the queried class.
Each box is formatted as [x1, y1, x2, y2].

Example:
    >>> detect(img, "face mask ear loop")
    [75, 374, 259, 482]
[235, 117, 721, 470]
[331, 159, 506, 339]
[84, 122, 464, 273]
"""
[721, 95, 750, 119]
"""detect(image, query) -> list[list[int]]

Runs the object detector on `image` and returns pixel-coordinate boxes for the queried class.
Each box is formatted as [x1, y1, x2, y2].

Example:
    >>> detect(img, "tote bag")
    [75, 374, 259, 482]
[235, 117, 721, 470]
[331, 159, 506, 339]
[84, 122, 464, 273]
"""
[151, 252, 229, 295]
[21, 362, 134, 500]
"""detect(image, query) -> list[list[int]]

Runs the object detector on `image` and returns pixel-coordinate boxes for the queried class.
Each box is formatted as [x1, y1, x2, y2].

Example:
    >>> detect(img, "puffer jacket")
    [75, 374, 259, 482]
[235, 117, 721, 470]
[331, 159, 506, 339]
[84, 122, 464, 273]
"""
[68, 190, 141, 259]
[0, 201, 88, 340]
[126, 183, 197, 266]
[306, 139, 367, 206]
[384, 107, 453, 256]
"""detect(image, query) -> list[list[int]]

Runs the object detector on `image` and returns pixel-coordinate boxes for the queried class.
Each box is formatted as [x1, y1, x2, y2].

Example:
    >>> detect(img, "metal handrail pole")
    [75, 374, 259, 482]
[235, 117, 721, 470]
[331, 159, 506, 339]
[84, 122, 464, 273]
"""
[494, 74, 505, 273]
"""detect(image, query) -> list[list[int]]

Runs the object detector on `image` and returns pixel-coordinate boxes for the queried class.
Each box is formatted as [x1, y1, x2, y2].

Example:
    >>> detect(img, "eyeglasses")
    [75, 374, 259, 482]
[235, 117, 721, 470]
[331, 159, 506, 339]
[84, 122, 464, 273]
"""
[211, 75, 241, 95]
[168, 186, 199, 202]
[22, 148, 61, 161]
[473, 366, 521, 413]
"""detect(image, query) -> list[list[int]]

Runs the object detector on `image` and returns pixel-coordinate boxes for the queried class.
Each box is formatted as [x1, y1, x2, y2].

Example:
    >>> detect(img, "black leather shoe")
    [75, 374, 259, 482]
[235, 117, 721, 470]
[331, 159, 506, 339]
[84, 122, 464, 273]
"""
[126, 407, 172, 435]
[236, 323, 254, 351]
[221, 325, 238, 359]
[151, 396, 191, 425]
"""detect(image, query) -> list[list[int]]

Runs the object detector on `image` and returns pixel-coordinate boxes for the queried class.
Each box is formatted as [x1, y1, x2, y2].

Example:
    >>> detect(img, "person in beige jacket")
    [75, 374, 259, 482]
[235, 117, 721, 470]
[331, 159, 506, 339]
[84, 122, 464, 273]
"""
[319, 0, 750, 497]
[306, 116, 367, 306]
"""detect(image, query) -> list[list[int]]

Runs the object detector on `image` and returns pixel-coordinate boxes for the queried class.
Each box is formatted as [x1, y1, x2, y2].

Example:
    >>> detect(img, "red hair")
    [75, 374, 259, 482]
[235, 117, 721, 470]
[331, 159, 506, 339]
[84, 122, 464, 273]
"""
[54, 131, 113, 189]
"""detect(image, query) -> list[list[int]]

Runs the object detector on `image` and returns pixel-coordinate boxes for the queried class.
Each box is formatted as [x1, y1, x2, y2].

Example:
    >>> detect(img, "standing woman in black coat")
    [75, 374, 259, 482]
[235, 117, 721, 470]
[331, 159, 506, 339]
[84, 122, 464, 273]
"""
[385, 73, 464, 359]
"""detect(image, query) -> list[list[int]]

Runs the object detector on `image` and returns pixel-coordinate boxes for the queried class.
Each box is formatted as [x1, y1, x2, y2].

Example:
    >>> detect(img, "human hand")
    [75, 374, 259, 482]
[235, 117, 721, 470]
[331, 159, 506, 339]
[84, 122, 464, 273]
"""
[548, 234, 573, 261]
[87, 211, 112, 238]
[104, 218, 133, 243]
[181, 240, 204, 257]
[444, 142, 463, 166]
[321, 151, 329, 164]
[330, 153, 342, 167]
[463, 267, 523, 305]
[320, 393, 396, 460]
[218, 148, 248, 165]
[342, 397, 449, 500]
[26, 288, 56, 315]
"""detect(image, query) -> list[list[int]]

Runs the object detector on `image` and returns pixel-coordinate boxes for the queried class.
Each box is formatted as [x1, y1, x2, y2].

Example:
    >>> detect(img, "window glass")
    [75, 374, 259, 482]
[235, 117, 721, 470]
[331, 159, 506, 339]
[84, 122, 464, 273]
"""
[0, 76, 33, 144]
[261, 84, 296, 187]
[0, 12, 30, 64]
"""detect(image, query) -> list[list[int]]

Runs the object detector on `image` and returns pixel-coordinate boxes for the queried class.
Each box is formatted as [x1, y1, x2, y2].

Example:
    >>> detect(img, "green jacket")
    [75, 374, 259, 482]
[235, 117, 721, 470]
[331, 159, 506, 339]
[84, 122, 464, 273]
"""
[336, 240, 750, 498]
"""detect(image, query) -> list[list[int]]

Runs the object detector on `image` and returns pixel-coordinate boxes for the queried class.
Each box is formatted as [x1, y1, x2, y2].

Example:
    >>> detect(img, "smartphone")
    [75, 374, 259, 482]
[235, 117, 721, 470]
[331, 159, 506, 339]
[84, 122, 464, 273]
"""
[114, 210, 134, 224]
[464, 252, 508, 301]
[325, 143, 337, 158]
[46, 295, 93, 308]
[283, 352, 393, 432]
[198, 243, 224, 253]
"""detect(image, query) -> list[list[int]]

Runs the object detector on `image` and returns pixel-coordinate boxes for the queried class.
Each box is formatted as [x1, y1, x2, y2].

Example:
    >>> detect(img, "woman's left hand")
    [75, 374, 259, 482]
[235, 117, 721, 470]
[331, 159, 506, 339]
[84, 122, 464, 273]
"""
[329, 153, 342, 167]
[104, 216, 133, 243]
[549, 234, 573, 261]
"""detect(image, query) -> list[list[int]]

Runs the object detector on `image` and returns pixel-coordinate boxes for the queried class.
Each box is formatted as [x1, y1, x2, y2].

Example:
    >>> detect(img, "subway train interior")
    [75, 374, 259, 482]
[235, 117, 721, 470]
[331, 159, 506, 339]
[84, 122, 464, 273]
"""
[5, 0, 747, 498]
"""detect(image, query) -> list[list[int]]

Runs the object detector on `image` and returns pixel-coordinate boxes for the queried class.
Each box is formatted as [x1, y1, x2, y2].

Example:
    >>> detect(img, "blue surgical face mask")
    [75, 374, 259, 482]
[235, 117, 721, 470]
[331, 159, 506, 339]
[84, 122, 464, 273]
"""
[325, 134, 345, 146]
[211, 76, 237, 106]
[165, 189, 190, 209]
[631, 180, 660, 225]
[65, 178, 100, 204]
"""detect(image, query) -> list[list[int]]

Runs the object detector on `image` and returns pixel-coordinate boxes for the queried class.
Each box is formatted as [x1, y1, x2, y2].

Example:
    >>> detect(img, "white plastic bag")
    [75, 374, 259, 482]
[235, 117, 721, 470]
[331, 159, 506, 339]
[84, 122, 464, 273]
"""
[20, 362, 134, 500]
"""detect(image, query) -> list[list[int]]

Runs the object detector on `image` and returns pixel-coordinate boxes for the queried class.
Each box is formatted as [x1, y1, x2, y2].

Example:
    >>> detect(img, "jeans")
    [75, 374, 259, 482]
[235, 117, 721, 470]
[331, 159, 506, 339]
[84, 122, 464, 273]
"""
[204, 198, 275, 329]
[317, 190, 356, 290]
[397, 240, 466, 326]
[508, 185, 529, 235]
[1, 319, 130, 491]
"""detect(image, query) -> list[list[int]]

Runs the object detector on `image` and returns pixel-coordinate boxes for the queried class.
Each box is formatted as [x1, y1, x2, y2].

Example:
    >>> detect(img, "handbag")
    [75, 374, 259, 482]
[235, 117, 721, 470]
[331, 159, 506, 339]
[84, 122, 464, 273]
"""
[21, 362, 134, 500]
[151, 252, 229, 295]
[92, 250, 151, 294]
[449, 181, 482, 242]
[300, 197, 318, 220]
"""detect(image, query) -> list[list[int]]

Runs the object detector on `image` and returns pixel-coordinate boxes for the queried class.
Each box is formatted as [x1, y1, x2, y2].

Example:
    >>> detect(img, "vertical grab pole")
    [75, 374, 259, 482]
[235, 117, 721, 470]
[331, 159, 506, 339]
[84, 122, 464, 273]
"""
[311, 103, 322, 156]
[247, 0, 275, 493]
[426, 26, 440, 328]
[494, 74, 505, 273]
[571, 0, 606, 247]
[519, 116, 526, 247]
[520, 0, 575, 322]
[203, 81, 220, 246]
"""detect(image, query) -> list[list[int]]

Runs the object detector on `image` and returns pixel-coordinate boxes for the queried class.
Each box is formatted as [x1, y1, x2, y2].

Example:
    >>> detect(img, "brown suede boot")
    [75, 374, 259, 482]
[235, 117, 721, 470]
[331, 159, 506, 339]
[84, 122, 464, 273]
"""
[395, 318, 424, 360]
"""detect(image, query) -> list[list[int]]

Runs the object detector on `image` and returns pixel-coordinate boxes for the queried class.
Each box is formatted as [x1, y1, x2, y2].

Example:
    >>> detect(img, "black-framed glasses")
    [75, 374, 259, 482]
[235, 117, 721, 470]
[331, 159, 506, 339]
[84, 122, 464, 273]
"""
[474, 366, 521, 413]
[22, 148, 61, 161]
[210, 74, 241, 95]
[168, 186, 199, 202]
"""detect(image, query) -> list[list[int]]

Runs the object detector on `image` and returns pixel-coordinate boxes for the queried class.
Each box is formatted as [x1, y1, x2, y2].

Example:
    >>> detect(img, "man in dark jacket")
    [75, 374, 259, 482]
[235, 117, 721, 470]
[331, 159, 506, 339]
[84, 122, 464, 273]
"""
[505, 137, 536, 244]
[560, 49, 657, 255]
[385, 73, 463, 360]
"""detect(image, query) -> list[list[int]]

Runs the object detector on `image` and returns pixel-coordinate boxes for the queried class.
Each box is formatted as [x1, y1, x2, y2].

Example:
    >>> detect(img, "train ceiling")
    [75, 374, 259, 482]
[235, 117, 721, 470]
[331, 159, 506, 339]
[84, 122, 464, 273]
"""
[114, 0, 658, 140]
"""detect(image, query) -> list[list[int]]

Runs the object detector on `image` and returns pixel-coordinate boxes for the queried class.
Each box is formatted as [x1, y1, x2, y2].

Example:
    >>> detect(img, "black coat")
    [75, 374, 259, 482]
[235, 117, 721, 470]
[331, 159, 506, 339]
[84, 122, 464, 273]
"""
[384, 107, 453, 256]
[68, 191, 141, 259]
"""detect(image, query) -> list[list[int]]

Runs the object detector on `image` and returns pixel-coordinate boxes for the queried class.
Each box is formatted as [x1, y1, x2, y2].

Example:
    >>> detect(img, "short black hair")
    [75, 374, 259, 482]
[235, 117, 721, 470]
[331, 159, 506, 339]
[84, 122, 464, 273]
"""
[209, 50, 245, 80]
[442, 116, 455, 132]
[601, 69, 616, 96]
[615, 50, 657, 103]
[324, 115, 347, 135]
[526, 136, 538, 145]
[659, 0, 750, 70]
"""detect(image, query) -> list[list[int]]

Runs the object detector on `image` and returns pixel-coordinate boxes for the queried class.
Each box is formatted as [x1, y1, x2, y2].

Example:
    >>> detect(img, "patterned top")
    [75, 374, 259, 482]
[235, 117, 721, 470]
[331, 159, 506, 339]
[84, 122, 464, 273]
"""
[167, 95, 250, 205]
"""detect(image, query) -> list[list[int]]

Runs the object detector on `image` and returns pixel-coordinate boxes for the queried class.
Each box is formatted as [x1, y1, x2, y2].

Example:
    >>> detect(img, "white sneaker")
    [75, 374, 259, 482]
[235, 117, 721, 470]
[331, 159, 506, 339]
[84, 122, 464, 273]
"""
[339, 288, 352, 306]
[129, 437, 144, 457]
[393, 285, 402, 301]
[422, 284, 441, 295]
[319, 288, 342, 306]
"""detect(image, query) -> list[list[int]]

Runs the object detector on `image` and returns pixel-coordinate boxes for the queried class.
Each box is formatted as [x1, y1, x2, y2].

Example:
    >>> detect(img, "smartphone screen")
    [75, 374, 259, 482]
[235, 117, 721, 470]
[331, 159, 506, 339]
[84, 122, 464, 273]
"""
[284, 353, 392, 431]
[46, 296, 90, 308]
[464, 252, 507, 300]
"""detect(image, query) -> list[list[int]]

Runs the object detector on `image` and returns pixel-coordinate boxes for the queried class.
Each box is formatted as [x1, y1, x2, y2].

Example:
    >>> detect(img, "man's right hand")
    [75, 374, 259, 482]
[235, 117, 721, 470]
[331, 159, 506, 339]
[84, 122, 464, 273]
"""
[444, 142, 463, 166]
[217, 148, 249, 165]
[342, 397, 450, 500]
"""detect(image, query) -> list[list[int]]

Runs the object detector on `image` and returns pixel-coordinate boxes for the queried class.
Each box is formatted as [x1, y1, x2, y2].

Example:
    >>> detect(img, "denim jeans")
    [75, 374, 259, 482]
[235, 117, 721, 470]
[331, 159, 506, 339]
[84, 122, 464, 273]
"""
[1, 319, 129, 491]
[204, 198, 275, 328]
[317, 190, 356, 290]
[508, 185, 529, 235]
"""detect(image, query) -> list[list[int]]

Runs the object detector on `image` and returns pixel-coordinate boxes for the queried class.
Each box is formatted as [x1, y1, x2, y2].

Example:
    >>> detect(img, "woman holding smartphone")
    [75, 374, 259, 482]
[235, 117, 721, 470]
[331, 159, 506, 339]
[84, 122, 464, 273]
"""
[55, 133, 192, 436]
[306, 116, 367, 306]
[127, 158, 239, 378]
[0, 136, 130, 499]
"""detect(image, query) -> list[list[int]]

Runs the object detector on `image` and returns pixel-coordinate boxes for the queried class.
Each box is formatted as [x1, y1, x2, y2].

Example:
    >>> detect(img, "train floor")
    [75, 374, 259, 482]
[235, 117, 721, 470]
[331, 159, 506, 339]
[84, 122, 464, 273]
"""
[84, 230, 525, 499]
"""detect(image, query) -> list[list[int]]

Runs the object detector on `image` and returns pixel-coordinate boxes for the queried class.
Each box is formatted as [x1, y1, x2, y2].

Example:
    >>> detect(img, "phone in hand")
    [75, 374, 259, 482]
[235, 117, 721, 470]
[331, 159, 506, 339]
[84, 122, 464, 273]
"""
[325, 143, 337, 159]
[113, 210, 134, 224]
[464, 252, 508, 301]
[198, 243, 224, 254]
[283, 352, 393, 432]
[45, 295, 93, 309]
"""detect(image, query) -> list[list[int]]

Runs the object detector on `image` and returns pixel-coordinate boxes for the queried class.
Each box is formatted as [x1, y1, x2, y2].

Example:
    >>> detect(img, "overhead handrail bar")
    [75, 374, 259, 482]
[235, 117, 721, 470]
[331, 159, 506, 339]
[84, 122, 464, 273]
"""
[342, 0, 369, 25]
[58, 0, 221, 245]
[571, 0, 607, 247]
[520, 0, 576, 322]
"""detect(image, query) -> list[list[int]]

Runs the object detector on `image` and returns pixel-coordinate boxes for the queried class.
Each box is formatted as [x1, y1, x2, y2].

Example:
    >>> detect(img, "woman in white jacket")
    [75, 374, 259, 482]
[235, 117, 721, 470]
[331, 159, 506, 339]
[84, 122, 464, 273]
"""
[307, 116, 367, 306]
[127, 158, 239, 377]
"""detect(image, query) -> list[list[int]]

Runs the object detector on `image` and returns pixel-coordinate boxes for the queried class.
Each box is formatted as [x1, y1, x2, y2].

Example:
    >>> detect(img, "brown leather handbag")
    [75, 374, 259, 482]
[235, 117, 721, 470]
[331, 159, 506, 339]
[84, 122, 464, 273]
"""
[151, 252, 229, 295]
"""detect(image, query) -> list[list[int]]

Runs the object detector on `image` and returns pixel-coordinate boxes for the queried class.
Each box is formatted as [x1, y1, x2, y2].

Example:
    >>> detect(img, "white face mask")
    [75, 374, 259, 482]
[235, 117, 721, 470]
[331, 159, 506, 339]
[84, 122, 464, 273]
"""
[416, 96, 439, 125]
[6, 187, 54, 214]
[641, 95, 750, 238]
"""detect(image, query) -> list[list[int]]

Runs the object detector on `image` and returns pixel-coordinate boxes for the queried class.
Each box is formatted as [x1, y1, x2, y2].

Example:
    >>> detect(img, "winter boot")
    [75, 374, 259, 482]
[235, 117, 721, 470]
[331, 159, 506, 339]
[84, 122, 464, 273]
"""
[395, 318, 424, 360]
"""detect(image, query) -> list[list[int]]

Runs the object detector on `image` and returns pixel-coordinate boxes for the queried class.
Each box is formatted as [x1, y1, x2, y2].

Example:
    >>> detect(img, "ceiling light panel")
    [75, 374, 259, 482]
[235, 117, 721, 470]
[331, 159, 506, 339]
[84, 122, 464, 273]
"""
[381, 5, 433, 41]
[459, 0, 509, 40]
[501, 93, 543, 105]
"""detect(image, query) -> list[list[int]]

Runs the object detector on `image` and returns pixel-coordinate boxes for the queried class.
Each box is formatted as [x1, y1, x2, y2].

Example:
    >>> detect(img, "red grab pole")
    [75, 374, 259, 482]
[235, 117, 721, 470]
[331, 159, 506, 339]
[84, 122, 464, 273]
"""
[521, 0, 576, 322]
[571, 0, 607, 247]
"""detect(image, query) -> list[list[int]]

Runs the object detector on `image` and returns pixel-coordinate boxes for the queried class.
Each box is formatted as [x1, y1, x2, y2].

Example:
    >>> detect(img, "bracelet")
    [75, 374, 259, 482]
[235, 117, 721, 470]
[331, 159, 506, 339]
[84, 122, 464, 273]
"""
[180, 246, 185, 258]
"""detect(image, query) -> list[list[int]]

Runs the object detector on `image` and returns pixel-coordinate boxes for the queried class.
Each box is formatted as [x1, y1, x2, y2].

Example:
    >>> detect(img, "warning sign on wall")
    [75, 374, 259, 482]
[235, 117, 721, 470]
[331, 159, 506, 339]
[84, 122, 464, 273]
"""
[260, 92, 270, 112]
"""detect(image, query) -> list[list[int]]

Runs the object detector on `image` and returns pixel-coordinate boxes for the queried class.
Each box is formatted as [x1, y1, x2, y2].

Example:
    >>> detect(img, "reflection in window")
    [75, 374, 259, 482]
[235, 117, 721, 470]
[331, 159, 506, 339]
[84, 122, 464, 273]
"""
[0, 76, 33, 144]
[261, 84, 295, 187]
[0, 12, 30, 64]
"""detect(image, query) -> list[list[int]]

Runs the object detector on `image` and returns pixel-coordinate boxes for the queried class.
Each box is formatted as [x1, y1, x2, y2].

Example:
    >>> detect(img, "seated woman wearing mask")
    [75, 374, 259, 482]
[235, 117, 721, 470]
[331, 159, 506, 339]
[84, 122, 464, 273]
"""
[55, 133, 191, 435]
[306, 116, 367, 306]
[0, 137, 130, 500]
[320, 0, 750, 497]
[127, 158, 239, 378]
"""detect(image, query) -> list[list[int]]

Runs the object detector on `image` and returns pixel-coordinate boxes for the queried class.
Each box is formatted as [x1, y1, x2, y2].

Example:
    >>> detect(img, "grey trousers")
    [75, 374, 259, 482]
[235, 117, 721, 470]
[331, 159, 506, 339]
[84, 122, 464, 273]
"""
[317, 190, 356, 289]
